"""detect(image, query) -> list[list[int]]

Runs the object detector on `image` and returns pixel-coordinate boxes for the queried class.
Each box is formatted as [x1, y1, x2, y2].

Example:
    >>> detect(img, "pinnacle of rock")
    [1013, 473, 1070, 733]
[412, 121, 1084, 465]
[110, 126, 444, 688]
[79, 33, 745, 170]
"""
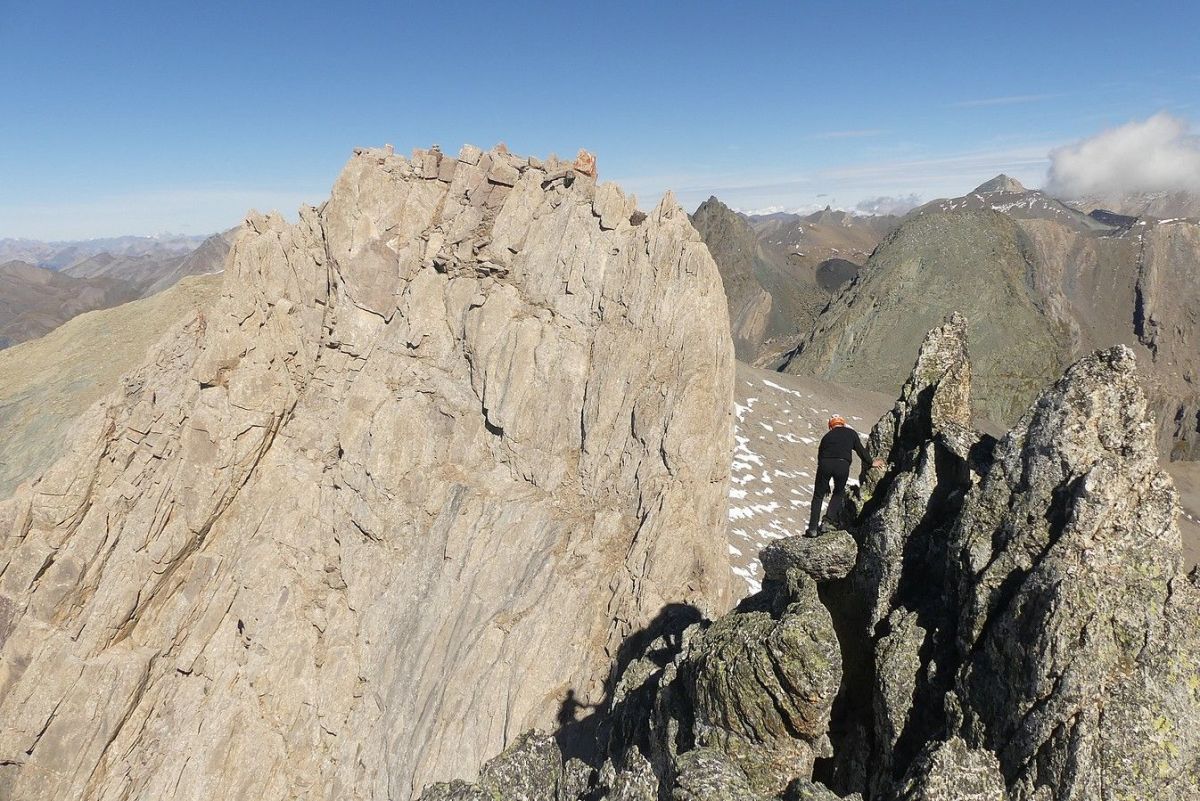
[0, 143, 736, 800]
[973, 173, 1027, 194]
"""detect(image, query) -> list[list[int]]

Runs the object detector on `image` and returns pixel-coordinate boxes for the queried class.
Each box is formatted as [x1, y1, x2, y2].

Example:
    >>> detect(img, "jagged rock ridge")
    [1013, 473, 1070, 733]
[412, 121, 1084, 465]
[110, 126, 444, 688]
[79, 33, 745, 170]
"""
[690, 197, 774, 361]
[431, 315, 1200, 801]
[0, 144, 735, 799]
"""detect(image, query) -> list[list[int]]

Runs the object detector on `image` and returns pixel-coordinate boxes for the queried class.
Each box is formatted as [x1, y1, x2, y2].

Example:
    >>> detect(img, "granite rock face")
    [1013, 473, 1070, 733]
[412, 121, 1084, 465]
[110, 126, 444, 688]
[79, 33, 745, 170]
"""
[0, 144, 735, 800]
[432, 314, 1199, 801]
[681, 575, 841, 795]
[946, 344, 1200, 800]
[835, 316, 1200, 800]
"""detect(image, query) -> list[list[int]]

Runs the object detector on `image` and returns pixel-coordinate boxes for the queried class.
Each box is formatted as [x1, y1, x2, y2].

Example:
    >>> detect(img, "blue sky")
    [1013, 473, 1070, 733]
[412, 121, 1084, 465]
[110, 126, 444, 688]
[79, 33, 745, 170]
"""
[1, 0, 1197, 239]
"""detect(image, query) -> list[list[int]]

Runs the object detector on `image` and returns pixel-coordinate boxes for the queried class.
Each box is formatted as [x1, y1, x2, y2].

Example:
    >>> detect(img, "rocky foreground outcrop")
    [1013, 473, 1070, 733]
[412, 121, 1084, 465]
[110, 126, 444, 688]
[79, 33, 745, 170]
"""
[0, 145, 735, 799]
[432, 315, 1200, 800]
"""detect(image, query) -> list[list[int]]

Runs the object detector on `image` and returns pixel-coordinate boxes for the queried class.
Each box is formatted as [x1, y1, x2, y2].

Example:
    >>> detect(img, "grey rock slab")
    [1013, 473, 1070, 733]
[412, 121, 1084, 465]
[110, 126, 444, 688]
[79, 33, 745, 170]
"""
[671, 748, 771, 801]
[682, 577, 840, 795]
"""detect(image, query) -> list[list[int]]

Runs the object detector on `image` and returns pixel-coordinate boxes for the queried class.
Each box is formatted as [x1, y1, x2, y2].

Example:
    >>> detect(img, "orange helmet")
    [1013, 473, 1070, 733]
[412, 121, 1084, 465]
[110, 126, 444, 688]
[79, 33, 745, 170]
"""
[828, 415, 846, 429]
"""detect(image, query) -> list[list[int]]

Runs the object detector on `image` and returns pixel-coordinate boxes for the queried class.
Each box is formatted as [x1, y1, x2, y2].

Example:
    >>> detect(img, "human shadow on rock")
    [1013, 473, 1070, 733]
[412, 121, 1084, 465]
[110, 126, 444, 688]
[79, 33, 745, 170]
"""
[553, 602, 704, 765]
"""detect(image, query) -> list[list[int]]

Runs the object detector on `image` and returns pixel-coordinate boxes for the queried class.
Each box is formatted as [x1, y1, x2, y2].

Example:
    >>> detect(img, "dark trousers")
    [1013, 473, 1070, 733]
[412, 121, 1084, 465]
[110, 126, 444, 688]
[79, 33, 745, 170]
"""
[809, 457, 850, 531]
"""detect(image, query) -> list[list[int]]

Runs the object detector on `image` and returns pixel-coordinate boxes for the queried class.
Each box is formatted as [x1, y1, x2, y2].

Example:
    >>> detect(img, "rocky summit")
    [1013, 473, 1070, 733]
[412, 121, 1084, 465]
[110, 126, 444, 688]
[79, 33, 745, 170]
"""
[0, 144, 736, 800]
[423, 315, 1200, 801]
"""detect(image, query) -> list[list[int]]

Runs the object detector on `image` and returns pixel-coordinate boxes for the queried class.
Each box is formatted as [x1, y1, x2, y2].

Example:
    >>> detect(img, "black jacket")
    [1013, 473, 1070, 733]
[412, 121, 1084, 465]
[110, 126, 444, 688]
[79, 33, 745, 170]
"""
[817, 425, 869, 464]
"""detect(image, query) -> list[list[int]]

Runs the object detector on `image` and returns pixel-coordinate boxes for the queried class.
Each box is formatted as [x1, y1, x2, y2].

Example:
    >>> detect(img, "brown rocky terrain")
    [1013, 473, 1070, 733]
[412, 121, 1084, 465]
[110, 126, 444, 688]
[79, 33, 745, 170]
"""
[0, 259, 139, 348]
[0, 232, 230, 351]
[690, 199, 774, 360]
[0, 144, 735, 800]
[691, 198, 896, 364]
[63, 228, 234, 296]
[0, 273, 221, 495]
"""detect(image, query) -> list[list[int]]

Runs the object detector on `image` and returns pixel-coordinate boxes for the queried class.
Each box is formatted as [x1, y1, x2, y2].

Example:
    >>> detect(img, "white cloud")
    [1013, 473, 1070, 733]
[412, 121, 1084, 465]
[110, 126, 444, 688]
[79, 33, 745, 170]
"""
[855, 193, 922, 215]
[1046, 112, 1200, 197]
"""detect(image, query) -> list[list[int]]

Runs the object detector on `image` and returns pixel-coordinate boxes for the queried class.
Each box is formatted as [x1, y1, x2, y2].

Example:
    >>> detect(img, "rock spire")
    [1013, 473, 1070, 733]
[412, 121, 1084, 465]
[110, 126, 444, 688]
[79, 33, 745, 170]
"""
[0, 143, 735, 800]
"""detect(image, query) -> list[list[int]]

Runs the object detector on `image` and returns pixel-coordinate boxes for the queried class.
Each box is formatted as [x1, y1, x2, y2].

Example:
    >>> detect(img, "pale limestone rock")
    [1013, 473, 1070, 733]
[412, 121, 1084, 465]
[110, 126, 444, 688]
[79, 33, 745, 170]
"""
[0, 144, 734, 801]
[593, 182, 633, 231]
[458, 144, 483, 164]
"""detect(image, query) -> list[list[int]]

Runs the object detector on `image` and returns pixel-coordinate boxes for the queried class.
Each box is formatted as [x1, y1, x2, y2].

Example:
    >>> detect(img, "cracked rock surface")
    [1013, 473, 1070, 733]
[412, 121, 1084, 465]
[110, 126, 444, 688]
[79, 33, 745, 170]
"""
[430, 314, 1199, 801]
[831, 316, 1200, 800]
[0, 144, 735, 800]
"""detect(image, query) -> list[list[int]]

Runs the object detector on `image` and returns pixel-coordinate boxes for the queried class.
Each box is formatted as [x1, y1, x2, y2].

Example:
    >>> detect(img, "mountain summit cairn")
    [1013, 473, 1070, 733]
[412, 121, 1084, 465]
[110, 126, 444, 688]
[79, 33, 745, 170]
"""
[973, 173, 1028, 194]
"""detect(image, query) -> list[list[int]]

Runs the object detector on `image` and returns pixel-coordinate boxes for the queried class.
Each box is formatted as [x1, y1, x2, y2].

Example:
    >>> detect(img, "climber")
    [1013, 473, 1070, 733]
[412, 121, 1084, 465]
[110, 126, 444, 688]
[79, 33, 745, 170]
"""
[806, 415, 883, 536]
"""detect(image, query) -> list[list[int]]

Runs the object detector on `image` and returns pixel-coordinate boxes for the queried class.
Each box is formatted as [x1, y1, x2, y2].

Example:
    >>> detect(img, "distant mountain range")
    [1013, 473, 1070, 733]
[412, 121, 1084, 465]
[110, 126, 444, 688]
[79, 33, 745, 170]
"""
[0, 230, 234, 349]
[696, 177, 1200, 460]
[0, 233, 208, 270]
[913, 174, 1114, 232]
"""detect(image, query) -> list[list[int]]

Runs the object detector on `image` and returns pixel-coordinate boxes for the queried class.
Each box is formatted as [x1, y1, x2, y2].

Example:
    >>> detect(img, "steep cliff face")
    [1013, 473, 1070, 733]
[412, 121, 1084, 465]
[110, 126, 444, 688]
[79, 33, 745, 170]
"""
[0, 144, 735, 800]
[690, 197, 774, 361]
[432, 316, 1200, 801]
[838, 318, 1200, 799]
[1135, 220, 1200, 459]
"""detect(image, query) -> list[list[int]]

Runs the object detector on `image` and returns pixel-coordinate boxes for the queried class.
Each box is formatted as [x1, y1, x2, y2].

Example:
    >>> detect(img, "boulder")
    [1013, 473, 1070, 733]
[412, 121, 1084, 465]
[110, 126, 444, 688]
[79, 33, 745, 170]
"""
[895, 738, 1006, 801]
[760, 531, 857, 583]
[681, 577, 840, 795]
[672, 749, 771, 801]
[418, 732, 585, 801]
